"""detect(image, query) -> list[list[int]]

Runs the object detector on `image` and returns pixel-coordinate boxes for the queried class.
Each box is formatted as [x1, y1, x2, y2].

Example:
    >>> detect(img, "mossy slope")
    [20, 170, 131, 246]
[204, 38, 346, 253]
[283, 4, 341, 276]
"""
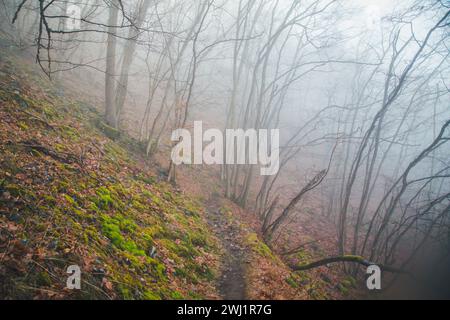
[0, 46, 219, 299]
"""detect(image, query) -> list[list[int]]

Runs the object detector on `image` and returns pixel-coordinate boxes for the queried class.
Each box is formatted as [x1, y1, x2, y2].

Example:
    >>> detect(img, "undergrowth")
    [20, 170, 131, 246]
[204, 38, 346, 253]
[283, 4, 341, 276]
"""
[0, 45, 220, 299]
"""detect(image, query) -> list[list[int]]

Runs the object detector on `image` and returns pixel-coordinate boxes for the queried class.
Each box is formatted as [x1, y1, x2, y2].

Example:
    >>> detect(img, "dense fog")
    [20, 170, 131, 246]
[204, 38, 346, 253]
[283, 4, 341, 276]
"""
[1, 0, 449, 299]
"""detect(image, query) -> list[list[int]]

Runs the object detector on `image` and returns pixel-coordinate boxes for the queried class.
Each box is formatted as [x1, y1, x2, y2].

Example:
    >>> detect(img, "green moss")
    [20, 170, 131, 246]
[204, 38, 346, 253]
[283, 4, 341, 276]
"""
[57, 180, 70, 193]
[73, 208, 92, 220]
[177, 243, 198, 259]
[109, 183, 127, 197]
[135, 174, 155, 185]
[341, 276, 357, 290]
[83, 232, 89, 244]
[189, 231, 209, 247]
[141, 189, 152, 198]
[158, 238, 197, 259]
[84, 226, 100, 243]
[122, 240, 145, 256]
[60, 125, 80, 141]
[43, 194, 57, 205]
[294, 248, 312, 263]
[118, 285, 133, 300]
[246, 233, 276, 260]
[35, 271, 52, 287]
[142, 290, 161, 300]
[187, 291, 203, 299]
[181, 199, 201, 217]
[35, 223, 47, 232]
[310, 289, 329, 300]
[102, 220, 123, 245]
[95, 187, 115, 209]
[170, 291, 184, 300]
[103, 142, 127, 161]
[150, 194, 162, 206]
[0, 49, 223, 299]
[143, 225, 166, 239]
[174, 267, 199, 284]
[101, 214, 145, 256]
[148, 257, 166, 279]
[139, 231, 154, 248]
[43, 105, 58, 119]
[18, 121, 29, 130]
[64, 194, 76, 206]
[174, 267, 188, 279]
[285, 276, 299, 288]
[131, 199, 146, 211]
[4, 183, 22, 197]
[337, 283, 349, 295]
[89, 202, 100, 213]
[194, 264, 215, 281]
[97, 121, 120, 140]
[296, 271, 310, 283]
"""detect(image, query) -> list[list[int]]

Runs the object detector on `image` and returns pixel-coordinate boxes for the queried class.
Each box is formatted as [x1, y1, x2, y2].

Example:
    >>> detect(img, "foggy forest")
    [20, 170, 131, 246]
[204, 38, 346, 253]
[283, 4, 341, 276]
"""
[0, 0, 449, 301]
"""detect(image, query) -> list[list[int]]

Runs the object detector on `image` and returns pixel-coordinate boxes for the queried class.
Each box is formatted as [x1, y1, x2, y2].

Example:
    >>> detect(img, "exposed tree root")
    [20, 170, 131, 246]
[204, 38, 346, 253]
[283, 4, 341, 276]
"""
[9, 139, 81, 164]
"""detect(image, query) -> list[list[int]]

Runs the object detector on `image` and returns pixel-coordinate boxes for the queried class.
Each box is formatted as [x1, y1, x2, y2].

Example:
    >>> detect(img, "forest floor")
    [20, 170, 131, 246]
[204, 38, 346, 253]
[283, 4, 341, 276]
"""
[0, 40, 363, 299]
[205, 193, 246, 299]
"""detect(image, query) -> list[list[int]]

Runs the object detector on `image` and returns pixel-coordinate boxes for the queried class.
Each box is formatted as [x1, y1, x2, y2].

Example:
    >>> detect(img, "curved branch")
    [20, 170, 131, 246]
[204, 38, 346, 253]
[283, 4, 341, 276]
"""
[291, 255, 411, 275]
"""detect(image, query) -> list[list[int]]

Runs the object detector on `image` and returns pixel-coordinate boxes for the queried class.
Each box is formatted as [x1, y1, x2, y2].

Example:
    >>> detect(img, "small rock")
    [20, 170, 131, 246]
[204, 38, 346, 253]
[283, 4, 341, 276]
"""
[149, 246, 157, 258]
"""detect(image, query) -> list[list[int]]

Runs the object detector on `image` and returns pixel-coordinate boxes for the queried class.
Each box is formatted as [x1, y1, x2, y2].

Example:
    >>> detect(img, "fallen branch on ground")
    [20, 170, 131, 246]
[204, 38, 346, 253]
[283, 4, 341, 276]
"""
[291, 255, 411, 275]
[9, 139, 81, 164]
[19, 110, 56, 130]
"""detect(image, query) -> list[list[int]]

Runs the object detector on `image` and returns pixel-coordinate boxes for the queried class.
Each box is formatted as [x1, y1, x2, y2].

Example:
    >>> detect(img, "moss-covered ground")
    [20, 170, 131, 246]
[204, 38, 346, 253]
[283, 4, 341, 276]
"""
[0, 45, 220, 299]
[0, 41, 360, 300]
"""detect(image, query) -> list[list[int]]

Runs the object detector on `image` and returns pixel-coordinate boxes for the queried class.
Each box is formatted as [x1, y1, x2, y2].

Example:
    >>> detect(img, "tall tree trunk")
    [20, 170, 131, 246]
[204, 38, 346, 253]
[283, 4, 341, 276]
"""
[105, 0, 119, 128]
[115, 0, 151, 125]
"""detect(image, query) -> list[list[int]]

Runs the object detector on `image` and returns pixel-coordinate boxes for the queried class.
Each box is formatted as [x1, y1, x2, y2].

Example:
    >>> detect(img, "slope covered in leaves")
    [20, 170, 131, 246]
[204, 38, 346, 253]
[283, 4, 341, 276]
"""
[0, 45, 221, 299]
[0, 42, 360, 301]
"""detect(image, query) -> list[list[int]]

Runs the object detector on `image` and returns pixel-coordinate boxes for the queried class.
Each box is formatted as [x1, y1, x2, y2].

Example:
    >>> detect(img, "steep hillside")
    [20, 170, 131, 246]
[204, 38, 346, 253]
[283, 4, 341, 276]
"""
[0, 43, 355, 300]
[0, 45, 222, 299]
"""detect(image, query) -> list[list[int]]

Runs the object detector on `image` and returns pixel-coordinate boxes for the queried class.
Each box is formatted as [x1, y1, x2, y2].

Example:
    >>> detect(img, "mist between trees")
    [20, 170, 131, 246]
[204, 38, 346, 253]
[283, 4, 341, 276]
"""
[2, 0, 449, 292]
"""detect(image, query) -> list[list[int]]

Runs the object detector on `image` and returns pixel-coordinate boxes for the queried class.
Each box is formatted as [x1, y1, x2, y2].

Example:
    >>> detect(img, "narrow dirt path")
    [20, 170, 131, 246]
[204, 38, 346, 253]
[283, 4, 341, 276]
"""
[205, 194, 246, 300]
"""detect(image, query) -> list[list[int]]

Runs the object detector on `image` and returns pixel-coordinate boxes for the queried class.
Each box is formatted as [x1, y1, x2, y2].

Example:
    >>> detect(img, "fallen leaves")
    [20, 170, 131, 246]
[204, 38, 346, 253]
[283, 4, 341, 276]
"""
[101, 277, 113, 291]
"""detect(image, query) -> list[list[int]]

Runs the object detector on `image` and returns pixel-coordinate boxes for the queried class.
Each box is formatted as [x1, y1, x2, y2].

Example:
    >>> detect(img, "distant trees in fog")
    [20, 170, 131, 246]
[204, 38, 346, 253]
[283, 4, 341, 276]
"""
[4, 0, 450, 280]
